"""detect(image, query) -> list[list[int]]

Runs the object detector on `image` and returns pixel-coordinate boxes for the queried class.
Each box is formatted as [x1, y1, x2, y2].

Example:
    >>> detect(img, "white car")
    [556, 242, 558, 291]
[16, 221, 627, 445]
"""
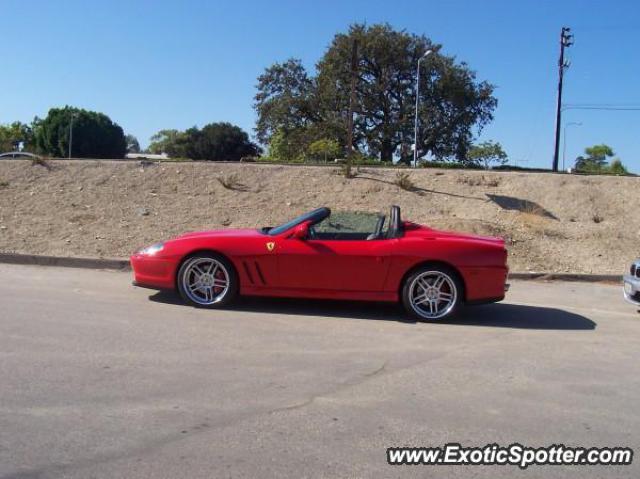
[623, 260, 640, 307]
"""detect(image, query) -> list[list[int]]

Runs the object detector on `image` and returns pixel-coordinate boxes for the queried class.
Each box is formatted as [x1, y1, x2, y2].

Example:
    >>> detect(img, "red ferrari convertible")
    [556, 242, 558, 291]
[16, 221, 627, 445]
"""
[131, 206, 508, 321]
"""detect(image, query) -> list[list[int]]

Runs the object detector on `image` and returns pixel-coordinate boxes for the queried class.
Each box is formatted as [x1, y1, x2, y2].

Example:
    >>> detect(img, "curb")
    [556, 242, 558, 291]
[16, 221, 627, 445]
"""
[0, 253, 131, 271]
[508, 272, 621, 283]
[0, 253, 622, 282]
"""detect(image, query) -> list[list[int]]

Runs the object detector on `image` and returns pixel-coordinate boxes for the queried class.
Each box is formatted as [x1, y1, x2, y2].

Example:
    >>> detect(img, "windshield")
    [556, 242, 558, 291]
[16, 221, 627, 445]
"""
[266, 207, 331, 236]
[312, 211, 386, 238]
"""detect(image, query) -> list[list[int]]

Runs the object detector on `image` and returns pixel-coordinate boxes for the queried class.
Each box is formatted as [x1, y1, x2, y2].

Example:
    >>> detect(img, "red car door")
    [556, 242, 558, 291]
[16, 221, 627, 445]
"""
[276, 237, 394, 292]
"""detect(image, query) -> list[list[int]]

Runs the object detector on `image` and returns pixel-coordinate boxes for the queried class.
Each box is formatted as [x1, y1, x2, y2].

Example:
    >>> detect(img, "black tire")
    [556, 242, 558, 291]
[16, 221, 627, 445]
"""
[176, 252, 238, 308]
[401, 264, 463, 321]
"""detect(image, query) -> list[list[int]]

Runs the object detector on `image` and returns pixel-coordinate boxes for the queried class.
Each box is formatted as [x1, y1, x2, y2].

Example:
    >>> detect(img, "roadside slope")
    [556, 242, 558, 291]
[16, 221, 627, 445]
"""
[0, 159, 638, 274]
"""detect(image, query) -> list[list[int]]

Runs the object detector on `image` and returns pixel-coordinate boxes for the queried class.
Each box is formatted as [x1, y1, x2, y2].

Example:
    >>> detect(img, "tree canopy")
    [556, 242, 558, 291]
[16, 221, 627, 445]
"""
[148, 123, 259, 161]
[34, 107, 127, 158]
[254, 23, 497, 162]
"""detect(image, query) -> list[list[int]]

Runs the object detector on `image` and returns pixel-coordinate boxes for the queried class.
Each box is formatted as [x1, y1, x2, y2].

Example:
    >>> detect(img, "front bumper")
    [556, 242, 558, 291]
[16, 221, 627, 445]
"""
[623, 274, 640, 306]
[130, 254, 177, 290]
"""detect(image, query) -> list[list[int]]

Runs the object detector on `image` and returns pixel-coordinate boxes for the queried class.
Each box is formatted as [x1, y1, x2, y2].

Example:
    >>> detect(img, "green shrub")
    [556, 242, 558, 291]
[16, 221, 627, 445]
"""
[492, 165, 553, 173]
[419, 161, 483, 170]
[608, 158, 628, 175]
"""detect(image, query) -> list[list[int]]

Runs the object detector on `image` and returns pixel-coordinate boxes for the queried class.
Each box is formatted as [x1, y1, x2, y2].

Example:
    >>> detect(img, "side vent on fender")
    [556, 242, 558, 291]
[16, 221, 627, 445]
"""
[242, 261, 255, 285]
[254, 261, 267, 285]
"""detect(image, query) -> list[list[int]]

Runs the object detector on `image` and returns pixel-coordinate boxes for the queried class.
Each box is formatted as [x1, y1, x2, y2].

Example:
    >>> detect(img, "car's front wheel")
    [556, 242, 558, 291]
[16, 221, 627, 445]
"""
[177, 253, 238, 308]
[402, 266, 462, 321]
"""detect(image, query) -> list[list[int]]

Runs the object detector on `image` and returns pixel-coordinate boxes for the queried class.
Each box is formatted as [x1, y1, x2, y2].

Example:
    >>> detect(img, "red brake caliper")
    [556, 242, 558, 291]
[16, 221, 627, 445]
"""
[213, 269, 225, 294]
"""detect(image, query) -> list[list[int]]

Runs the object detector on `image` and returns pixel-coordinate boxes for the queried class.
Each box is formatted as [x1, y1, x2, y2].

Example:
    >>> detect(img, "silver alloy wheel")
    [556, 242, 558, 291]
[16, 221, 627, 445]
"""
[181, 257, 230, 305]
[408, 270, 457, 320]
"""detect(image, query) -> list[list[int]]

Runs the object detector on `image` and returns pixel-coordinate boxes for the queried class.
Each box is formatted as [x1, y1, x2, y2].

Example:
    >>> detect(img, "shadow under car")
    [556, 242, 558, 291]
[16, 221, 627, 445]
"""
[147, 292, 596, 331]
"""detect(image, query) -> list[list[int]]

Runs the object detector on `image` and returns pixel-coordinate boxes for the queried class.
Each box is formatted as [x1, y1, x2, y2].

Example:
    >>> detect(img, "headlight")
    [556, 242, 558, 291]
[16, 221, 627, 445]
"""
[140, 242, 164, 255]
[624, 281, 633, 295]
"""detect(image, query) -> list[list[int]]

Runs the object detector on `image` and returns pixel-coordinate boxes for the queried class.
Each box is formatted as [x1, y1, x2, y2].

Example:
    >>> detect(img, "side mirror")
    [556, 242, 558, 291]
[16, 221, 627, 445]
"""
[291, 223, 308, 240]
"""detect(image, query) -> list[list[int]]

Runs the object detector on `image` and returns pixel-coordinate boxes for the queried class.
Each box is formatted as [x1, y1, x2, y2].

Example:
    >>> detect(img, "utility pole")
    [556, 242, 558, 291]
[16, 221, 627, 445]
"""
[552, 27, 574, 172]
[68, 112, 78, 159]
[345, 39, 358, 178]
[413, 50, 433, 168]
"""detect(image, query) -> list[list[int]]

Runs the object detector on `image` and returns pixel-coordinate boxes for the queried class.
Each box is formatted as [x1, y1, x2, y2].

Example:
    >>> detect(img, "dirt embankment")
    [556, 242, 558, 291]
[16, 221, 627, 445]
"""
[0, 159, 638, 274]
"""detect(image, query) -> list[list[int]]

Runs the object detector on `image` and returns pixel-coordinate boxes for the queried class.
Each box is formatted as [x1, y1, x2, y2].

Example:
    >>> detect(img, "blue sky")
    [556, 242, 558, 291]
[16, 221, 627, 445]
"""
[1, 0, 639, 170]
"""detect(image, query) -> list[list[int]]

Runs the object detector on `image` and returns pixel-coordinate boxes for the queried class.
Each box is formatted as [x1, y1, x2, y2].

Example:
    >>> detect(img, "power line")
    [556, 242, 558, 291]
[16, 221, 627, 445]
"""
[564, 103, 640, 107]
[563, 105, 640, 111]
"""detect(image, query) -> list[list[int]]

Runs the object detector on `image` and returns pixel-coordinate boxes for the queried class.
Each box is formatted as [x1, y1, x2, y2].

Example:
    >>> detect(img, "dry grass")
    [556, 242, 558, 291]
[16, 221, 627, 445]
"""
[458, 174, 500, 187]
[30, 156, 50, 169]
[334, 164, 357, 178]
[0, 179, 8, 189]
[515, 203, 567, 240]
[394, 172, 415, 191]
[518, 202, 550, 227]
[216, 173, 248, 191]
[522, 202, 546, 217]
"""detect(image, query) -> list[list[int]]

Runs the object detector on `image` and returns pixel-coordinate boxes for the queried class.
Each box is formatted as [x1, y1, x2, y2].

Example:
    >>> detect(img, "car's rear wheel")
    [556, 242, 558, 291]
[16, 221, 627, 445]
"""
[177, 253, 238, 308]
[402, 266, 462, 321]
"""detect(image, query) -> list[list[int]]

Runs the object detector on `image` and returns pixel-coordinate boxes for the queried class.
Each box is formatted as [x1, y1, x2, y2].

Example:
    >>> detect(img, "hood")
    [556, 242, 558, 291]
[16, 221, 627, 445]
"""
[174, 228, 261, 240]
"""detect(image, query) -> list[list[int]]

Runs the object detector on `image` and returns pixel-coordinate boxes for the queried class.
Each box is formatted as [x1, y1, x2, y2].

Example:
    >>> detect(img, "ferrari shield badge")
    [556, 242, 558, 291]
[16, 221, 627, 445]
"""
[266, 242, 275, 252]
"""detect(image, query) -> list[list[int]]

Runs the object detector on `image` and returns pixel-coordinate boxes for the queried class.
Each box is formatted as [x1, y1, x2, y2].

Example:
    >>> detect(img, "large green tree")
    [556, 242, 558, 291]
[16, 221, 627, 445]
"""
[185, 122, 260, 161]
[34, 107, 127, 158]
[254, 23, 497, 163]
[148, 123, 259, 160]
[254, 59, 320, 145]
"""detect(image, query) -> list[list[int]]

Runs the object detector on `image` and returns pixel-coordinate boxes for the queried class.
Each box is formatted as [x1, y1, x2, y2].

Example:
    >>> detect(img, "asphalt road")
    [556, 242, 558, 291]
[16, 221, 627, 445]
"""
[0, 263, 639, 479]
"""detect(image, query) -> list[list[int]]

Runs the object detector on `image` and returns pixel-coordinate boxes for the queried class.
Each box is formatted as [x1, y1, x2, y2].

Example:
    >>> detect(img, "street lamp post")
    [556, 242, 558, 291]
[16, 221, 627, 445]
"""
[413, 50, 432, 168]
[562, 121, 582, 171]
[68, 112, 77, 159]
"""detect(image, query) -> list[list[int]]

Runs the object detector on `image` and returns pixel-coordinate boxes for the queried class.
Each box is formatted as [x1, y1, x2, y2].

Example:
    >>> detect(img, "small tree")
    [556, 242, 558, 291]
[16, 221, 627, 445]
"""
[308, 138, 341, 162]
[0, 121, 34, 151]
[466, 141, 507, 169]
[148, 129, 190, 157]
[267, 129, 295, 161]
[575, 144, 615, 172]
